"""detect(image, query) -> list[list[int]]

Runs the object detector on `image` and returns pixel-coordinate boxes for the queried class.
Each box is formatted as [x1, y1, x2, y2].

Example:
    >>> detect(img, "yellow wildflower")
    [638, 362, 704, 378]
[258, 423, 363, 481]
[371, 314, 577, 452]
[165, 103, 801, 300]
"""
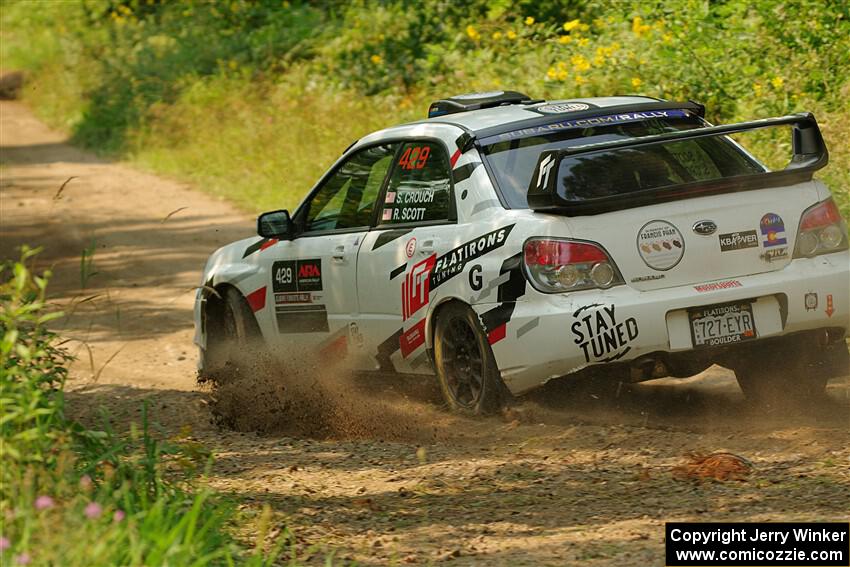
[547, 67, 557, 79]
[558, 35, 572, 44]
[563, 19, 580, 32]
[492, 31, 503, 40]
[575, 75, 587, 85]
[370, 54, 383, 65]
[507, 30, 517, 40]
[753, 82, 763, 96]
[557, 69, 568, 81]
[631, 77, 642, 88]
[557, 61, 567, 70]
[579, 23, 589, 32]
[466, 25, 480, 41]
[632, 16, 651, 36]
[662, 33, 673, 44]
[593, 18, 605, 29]
[525, 16, 535, 25]
[770, 76, 784, 89]
[228, 60, 238, 70]
[570, 54, 591, 72]
[593, 54, 605, 67]
[611, 41, 621, 50]
[578, 37, 589, 47]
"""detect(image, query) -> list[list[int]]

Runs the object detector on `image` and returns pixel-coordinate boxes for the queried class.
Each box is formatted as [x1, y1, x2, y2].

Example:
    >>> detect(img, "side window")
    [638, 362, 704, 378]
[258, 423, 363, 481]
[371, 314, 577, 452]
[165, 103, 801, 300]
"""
[305, 143, 397, 232]
[378, 141, 452, 225]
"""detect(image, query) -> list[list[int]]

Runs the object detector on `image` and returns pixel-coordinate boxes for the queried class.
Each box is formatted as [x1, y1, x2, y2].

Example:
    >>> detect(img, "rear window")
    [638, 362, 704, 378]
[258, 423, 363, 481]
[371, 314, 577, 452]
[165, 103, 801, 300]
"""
[480, 112, 766, 208]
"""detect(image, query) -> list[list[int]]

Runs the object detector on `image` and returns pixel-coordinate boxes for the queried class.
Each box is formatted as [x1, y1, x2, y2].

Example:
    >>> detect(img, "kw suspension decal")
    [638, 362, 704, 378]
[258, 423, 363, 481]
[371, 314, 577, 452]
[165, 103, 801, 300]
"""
[571, 304, 639, 363]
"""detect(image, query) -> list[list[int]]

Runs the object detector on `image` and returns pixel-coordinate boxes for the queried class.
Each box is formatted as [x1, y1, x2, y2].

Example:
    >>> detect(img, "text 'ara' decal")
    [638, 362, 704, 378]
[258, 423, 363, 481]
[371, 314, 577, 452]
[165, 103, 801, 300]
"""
[571, 304, 639, 363]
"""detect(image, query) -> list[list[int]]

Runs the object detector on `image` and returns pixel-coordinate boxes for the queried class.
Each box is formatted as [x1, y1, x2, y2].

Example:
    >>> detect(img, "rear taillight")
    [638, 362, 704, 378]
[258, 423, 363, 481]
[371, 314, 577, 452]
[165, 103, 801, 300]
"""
[794, 198, 848, 258]
[523, 238, 623, 293]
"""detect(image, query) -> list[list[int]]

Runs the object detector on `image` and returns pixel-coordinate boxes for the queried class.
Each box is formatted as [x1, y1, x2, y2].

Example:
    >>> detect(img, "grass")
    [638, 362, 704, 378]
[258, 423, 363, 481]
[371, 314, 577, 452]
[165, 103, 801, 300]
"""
[0, 248, 287, 566]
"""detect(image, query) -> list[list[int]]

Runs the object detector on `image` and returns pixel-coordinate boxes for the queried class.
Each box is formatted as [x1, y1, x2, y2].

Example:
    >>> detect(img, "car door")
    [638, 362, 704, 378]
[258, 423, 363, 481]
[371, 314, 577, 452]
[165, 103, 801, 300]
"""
[354, 139, 457, 374]
[264, 142, 398, 359]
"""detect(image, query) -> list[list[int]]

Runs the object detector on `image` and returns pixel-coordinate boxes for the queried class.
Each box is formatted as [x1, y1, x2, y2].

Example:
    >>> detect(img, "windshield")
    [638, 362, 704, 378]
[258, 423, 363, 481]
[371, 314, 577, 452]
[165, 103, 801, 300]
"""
[480, 111, 766, 208]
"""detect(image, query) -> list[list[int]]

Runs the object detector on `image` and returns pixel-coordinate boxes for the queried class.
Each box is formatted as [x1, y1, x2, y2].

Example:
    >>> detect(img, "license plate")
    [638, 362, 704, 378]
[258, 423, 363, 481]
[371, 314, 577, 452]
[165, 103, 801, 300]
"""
[688, 301, 757, 348]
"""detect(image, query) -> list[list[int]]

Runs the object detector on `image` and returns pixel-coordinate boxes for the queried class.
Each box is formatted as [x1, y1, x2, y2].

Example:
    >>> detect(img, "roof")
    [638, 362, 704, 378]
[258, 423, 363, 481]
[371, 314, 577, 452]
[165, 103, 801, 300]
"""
[423, 95, 664, 132]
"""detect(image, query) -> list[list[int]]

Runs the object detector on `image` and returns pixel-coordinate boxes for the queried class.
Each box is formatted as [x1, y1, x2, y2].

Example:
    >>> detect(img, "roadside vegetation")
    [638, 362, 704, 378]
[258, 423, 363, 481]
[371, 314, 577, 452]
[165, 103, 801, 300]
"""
[1, 0, 848, 217]
[0, 248, 285, 566]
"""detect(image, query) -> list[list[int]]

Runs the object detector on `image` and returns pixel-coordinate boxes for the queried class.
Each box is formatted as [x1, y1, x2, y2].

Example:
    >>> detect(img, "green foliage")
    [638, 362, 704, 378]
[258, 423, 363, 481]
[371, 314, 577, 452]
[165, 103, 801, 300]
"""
[0, 249, 285, 566]
[1, 0, 847, 216]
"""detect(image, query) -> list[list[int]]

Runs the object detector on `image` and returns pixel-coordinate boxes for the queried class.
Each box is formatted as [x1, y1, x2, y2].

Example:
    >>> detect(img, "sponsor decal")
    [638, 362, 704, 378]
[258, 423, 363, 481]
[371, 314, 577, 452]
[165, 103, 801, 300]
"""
[468, 264, 483, 291]
[804, 292, 818, 311]
[496, 110, 690, 141]
[630, 274, 666, 283]
[402, 255, 436, 321]
[272, 259, 322, 293]
[760, 247, 788, 262]
[405, 237, 417, 258]
[274, 304, 329, 334]
[694, 280, 743, 293]
[636, 220, 685, 271]
[400, 319, 427, 357]
[536, 154, 555, 190]
[692, 220, 717, 236]
[760, 213, 787, 247]
[719, 230, 758, 252]
[571, 304, 639, 363]
[825, 294, 834, 317]
[429, 225, 515, 289]
[534, 102, 591, 114]
[275, 292, 312, 304]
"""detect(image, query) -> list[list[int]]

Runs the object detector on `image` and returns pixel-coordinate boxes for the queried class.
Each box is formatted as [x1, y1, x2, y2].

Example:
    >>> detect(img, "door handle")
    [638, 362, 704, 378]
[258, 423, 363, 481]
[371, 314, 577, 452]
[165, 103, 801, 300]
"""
[332, 245, 345, 260]
[420, 238, 439, 253]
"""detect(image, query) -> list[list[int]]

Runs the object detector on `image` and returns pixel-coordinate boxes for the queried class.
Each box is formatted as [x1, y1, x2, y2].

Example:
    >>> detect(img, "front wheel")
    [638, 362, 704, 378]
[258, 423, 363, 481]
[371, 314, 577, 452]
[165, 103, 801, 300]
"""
[433, 302, 509, 415]
[202, 287, 263, 382]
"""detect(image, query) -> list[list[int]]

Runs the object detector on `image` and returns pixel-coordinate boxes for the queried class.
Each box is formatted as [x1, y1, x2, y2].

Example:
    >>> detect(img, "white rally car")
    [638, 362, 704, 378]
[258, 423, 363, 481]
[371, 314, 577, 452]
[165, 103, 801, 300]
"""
[195, 92, 849, 414]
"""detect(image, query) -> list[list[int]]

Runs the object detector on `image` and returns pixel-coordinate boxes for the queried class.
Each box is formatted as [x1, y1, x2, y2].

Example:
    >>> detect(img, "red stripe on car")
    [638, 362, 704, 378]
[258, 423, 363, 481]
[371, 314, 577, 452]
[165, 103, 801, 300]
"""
[246, 286, 267, 312]
[259, 238, 278, 252]
[487, 323, 506, 345]
[450, 149, 462, 167]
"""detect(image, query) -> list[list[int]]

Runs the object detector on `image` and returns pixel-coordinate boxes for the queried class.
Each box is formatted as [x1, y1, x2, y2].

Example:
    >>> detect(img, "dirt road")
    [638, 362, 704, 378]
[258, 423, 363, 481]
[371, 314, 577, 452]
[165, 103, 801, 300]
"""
[2, 100, 849, 565]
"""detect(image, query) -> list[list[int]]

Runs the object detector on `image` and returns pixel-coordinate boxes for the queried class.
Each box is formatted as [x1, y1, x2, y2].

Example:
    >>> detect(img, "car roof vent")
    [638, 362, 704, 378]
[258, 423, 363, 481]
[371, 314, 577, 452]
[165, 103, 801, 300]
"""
[427, 91, 535, 118]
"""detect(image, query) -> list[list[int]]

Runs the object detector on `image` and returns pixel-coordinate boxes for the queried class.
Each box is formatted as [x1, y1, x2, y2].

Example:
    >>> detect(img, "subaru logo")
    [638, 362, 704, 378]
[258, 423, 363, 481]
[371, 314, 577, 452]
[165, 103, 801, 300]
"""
[692, 220, 717, 236]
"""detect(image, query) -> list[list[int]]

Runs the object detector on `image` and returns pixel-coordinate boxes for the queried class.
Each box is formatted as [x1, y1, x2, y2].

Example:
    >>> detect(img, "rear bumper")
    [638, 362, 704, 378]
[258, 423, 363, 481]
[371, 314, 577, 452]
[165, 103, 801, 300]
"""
[483, 251, 849, 395]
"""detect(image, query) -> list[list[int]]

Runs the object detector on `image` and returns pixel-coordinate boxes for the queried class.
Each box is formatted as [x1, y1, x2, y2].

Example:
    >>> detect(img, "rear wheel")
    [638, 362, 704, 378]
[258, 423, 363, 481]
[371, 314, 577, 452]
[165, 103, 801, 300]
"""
[433, 302, 509, 415]
[733, 334, 837, 408]
[202, 287, 263, 381]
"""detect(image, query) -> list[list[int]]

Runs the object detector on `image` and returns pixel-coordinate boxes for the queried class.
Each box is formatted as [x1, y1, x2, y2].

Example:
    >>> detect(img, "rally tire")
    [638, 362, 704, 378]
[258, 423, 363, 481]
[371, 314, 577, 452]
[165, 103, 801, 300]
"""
[433, 302, 509, 415]
[202, 287, 263, 381]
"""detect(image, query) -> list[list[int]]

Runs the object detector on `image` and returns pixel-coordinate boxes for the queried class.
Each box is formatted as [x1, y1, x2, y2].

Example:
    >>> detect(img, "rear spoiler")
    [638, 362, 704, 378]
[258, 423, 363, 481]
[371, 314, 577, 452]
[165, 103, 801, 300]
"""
[527, 113, 828, 216]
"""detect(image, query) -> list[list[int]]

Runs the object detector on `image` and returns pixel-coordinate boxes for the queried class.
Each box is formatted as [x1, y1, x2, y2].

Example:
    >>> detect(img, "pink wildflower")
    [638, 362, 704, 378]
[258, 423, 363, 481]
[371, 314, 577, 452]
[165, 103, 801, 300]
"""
[113, 510, 125, 522]
[0, 536, 10, 551]
[84, 501, 102, 519]
[15, 553, 31, 565]
[79, 475, 93, 490]
[34, 496, 54, 511]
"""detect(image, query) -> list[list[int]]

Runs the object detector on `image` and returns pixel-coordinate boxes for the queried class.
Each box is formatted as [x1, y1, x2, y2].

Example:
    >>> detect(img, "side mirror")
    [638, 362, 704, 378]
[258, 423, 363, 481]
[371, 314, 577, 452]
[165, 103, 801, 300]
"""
[257, 209, 292, 239]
